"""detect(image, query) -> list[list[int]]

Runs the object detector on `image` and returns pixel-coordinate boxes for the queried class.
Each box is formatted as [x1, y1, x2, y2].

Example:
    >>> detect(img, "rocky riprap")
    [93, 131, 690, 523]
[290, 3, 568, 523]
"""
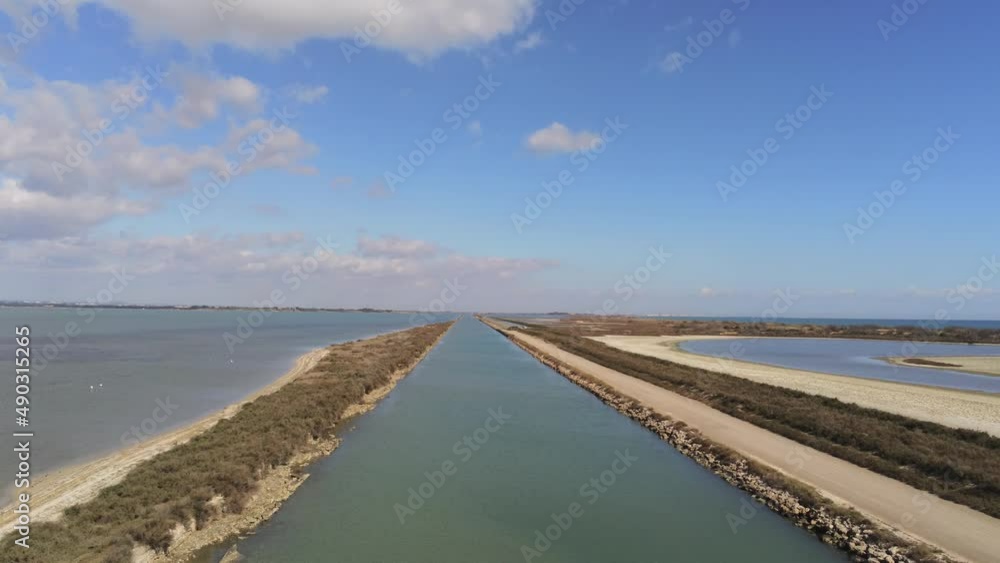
[507, 336, 954, 563]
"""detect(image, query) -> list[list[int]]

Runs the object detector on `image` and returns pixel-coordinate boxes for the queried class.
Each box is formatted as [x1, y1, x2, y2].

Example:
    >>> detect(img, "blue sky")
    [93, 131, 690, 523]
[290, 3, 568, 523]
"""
[1, 0, 998, 318]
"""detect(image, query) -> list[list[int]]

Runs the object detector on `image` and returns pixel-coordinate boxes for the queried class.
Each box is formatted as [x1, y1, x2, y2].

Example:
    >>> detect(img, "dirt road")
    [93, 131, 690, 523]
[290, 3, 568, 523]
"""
[594, 335, 1000, 437]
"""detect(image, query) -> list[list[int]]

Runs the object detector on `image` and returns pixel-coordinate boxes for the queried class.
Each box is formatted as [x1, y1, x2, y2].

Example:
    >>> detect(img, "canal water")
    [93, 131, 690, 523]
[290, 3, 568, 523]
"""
[215, 317, 844, 562]
[681, 337, 1000, 393]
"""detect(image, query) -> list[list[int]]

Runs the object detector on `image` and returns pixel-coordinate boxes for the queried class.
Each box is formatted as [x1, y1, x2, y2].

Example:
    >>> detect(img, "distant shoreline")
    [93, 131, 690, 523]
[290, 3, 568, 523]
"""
[0, 302, 408, 314]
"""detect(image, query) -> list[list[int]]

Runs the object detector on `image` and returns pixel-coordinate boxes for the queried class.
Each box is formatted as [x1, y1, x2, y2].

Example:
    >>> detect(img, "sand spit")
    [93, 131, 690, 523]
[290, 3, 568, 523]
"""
[593, 335, 1000, 437]
[883, 356, 1000, 377]
[0, 347, 329, 530]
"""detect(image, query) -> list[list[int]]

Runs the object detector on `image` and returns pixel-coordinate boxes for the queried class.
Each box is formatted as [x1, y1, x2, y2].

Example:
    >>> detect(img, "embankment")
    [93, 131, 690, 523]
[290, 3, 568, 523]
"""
[483, 318, 1000, 563]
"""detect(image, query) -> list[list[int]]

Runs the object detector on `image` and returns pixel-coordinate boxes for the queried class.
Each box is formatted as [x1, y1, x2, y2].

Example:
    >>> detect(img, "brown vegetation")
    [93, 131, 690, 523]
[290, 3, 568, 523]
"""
[0, 322, 452, 563]
[901, 358, 963, 368]
[516, 324, 1000, 520]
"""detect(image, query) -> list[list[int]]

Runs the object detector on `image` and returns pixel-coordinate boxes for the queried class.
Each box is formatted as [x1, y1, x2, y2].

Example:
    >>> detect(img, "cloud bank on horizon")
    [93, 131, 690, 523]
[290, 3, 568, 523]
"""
[0, 0, 997, 318]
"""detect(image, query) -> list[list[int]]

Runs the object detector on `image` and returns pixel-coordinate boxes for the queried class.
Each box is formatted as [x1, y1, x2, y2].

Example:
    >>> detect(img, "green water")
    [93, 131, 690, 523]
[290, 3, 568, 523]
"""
[220, 317, 844, 562]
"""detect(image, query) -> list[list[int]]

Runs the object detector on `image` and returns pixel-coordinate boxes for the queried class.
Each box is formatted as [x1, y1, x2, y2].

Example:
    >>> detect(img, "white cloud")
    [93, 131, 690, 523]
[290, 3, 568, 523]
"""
[172, 69, 262, 128]
[358, 234, 439, 258]
[664, 16, 693, 31]
[524, 122, 599, 154]
[67, 0, 538, 60]
[659, 52, 686, 74]
[0, 178, 151, 239]
[513, 31, 543, 53]
[0, 71, 318, 244]
[225, 117, 318, 174]
[0, 232, 558, 308]
[289, 84, 329, 104]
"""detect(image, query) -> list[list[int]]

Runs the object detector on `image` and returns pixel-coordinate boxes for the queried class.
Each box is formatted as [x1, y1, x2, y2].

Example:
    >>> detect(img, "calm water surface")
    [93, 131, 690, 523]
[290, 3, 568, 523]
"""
[681, 338, 1000, 393]
[0, 307, 447, 481]
[213, 317, 843, 562]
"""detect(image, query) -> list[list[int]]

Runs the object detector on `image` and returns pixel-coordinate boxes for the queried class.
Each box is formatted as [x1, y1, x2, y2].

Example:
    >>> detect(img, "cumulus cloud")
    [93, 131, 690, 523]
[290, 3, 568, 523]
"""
[524, 122, 599, 154]
[664, 16, 693, 31]
[0, 231, 558, 308]
[513, 31, 543, 53]
[225, 116, 318, 174]
[659, 52, 686, 74]
[0, 73, 315, 197]
[64, 0, 537, 60]
[171, 69, 262, 128]
[288, 84, 329, 104]
[0, 178, 151, 239]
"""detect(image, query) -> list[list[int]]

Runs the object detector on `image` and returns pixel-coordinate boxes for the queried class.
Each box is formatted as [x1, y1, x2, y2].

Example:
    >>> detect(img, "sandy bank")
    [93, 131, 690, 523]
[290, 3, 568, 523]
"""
[499, 326, 1000, 563]
[883, 356, 1000, 377]
[593, 335, 1000, 437]
[0, 347, 330, 531]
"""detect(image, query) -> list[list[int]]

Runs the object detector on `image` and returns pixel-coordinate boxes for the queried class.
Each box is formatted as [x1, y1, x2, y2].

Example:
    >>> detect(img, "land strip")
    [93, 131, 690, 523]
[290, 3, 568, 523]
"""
[542, 315, 1000, 345]
[482, 319, 1000, 563]
[0, 321, 454, 563]
[883, 356, 1000, 378]
[595, 335, 1000, 436]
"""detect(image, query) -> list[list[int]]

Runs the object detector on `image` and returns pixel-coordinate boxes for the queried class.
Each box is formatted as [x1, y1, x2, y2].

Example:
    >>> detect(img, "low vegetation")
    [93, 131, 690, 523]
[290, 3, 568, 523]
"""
[517, 324, 1000, 520]
[901, 358, 962, 368]
[542, 315, 1000, 345]
[0, 322, 452, 563]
